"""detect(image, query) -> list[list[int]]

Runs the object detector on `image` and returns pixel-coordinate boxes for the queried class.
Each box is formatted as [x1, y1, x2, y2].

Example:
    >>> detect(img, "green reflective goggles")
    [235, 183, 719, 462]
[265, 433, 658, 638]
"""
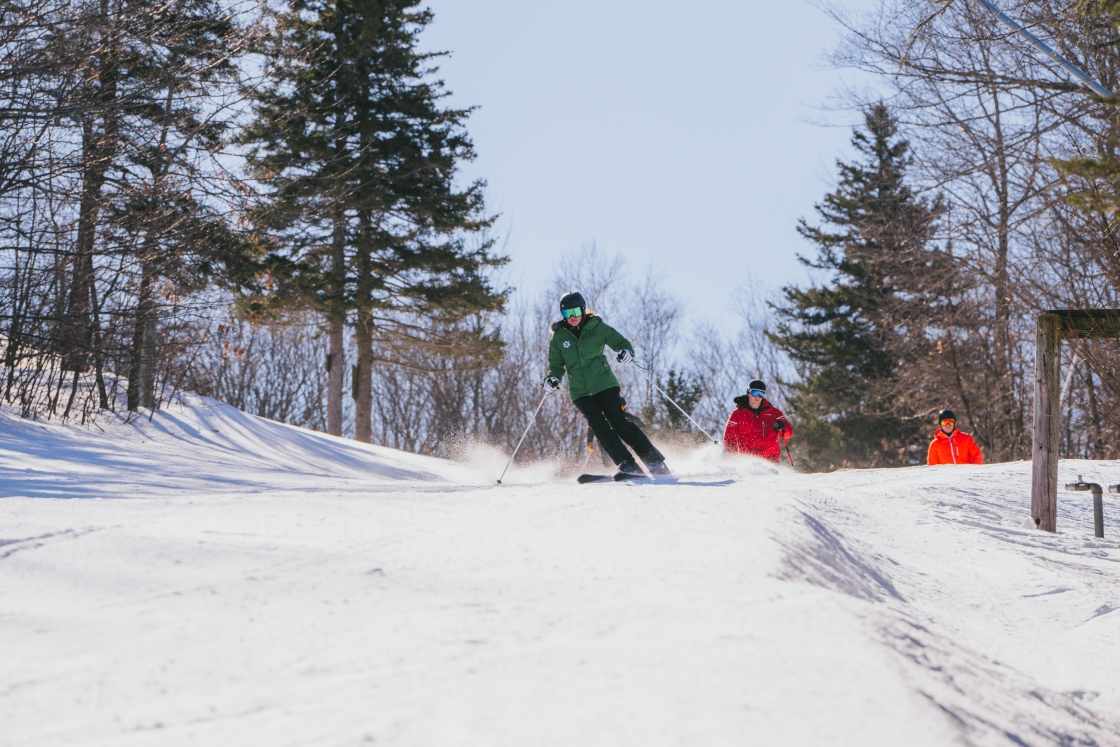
[561, 307, 583, 319]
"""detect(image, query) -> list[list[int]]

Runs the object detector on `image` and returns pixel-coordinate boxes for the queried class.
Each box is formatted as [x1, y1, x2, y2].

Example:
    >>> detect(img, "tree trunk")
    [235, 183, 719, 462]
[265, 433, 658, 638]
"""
[353, 242, 373, 443]
[124, 66, 178, 413]
[1084, 359, 1101, 459]
[64, 0, 119, 377]
[327, 317, 344, 436]
[88, 264, 111, 410]
[5, 295, 22, 402]
[993, 211, 1012, 459]
[991, 94, 1017, 463]
[138, 312, 157, 408]
[64, 124, 101, 372]
[353, 316, 373, 443]
[326, 208, 346, 436]
[127, 259, 158, 409]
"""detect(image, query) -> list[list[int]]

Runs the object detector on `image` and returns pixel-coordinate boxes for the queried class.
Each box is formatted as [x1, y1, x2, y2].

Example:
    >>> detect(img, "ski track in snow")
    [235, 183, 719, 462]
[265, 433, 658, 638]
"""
[1, 395, 1119, 746]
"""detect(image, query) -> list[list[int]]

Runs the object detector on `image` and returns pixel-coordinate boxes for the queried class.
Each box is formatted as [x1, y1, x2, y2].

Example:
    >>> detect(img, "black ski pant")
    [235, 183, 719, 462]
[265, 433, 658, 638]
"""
[573, 387, 664, 467]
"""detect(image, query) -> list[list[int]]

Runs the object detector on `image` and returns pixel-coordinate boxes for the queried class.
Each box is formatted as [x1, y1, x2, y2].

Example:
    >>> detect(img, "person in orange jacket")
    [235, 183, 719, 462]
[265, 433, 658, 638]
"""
[927, 409, 983, 465]
[723, 380, 793, 463]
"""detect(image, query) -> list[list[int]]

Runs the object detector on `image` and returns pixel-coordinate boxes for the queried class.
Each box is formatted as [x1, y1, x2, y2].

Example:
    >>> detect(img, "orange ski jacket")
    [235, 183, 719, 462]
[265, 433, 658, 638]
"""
[927, 428, 983, 465]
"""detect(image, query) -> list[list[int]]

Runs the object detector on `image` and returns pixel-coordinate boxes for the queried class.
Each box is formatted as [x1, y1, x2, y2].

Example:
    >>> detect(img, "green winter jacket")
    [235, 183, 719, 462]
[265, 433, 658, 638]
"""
[547, 314, 634, 401]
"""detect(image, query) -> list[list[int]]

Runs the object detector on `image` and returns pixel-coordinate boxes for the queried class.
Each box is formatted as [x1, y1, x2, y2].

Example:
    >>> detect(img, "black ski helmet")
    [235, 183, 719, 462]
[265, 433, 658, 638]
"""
[938, 409, 956, 424]
[748, 379, 766, 394]
[559, 291, 586, 316]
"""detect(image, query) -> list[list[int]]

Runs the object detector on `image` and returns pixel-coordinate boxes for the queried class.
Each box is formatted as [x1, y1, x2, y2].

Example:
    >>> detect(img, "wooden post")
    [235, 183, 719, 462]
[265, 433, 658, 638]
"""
[1030, 310, 1120, 532]
[1031, 314, 1061, 532]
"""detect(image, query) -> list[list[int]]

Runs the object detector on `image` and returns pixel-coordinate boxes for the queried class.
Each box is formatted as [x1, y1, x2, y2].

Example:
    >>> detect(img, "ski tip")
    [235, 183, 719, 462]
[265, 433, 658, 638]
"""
[577, 473, 614, 484]
[577, 472, 676, 484]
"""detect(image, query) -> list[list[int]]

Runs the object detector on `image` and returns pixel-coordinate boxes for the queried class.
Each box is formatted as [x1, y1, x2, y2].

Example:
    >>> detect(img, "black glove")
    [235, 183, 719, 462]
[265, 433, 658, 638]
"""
[616, 349, 633, 364]
[542, 376, 561, 391]
[773, 421, 786, 433]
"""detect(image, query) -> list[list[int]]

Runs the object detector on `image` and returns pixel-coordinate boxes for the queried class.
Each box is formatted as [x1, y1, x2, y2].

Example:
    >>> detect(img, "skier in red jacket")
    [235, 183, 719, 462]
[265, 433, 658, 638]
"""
[722, 380, 793, 463]
[927, 409, 983, 465]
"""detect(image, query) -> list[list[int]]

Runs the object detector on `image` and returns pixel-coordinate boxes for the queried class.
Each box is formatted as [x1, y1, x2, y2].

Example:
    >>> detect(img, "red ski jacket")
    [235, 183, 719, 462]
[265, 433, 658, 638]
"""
[927, 428, 983, 465]
[723, 399, 792, 462]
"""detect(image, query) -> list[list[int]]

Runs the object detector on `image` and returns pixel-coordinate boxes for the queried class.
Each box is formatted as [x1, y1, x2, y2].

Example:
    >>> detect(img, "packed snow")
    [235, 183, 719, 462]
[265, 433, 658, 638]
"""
[2, 395, 1119, 746]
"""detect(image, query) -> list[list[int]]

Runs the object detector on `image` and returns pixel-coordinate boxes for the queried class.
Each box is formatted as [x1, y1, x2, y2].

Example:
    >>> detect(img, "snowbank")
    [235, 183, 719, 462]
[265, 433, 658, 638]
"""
[1, 397, 1119, 746]
[0, 394, 488, 499]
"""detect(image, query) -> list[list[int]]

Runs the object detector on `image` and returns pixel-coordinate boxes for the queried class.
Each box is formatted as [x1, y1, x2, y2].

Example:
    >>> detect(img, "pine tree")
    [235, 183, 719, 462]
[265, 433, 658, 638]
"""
[771, 104, 944, 470]
[114, 0, 248, 410]
[241, 0, 506, 441]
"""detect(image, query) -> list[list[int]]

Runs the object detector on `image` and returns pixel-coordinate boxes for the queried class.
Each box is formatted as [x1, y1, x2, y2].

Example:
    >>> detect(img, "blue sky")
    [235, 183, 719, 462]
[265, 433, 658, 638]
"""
[421, 0, 873, 321]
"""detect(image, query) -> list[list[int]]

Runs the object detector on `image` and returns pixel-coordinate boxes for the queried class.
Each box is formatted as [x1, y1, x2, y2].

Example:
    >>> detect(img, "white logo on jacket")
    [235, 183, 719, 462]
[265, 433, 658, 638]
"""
[563, 341, 571, 348]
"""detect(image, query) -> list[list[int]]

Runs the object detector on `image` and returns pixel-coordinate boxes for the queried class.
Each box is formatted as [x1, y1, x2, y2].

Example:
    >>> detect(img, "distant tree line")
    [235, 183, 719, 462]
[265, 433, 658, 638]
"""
[0, 0, 505, 437]
[0, 0, 731, 469]
[5, 0, 1116, 472]
[181, 243, 740, 467]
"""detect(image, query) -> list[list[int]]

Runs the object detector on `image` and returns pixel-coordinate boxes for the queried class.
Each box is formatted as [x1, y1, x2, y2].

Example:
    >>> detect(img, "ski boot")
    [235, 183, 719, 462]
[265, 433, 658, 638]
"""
[614, 460, 645, 480]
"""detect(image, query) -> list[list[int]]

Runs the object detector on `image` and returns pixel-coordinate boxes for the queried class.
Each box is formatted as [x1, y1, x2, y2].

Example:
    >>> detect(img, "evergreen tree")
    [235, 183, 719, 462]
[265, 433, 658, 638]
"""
[113, 0, 249, 410]
[771, 104, 945, 470]
[241, 0, 506, 441]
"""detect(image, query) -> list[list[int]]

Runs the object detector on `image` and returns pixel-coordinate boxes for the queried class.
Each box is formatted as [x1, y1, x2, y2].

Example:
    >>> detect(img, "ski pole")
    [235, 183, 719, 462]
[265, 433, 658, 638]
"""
[579, 443, 595, 473]
[779, 433, 795, 468]
[497, 388, 553, 484]
[629, 360, 719, 444]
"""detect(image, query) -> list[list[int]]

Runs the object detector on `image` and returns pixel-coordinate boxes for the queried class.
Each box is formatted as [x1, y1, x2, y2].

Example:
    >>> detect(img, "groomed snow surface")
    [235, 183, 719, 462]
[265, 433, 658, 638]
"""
[2, 395, 1119, 747]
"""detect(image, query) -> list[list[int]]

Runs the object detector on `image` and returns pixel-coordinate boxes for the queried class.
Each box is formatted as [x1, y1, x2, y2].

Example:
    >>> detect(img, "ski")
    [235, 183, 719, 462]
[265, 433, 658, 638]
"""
[576, 472, 677, 484]
[616, 473, 679, 484]
[577, 473, 614, 483]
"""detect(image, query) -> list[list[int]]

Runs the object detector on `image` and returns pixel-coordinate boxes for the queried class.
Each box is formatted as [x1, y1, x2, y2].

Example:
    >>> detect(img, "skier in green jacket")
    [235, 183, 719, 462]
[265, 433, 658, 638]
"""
[543, 291, 670, 477]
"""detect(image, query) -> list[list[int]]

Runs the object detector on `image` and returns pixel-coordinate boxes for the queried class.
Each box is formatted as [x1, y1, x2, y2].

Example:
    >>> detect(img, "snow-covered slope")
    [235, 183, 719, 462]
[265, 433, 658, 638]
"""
[1, 397, 1119, 746]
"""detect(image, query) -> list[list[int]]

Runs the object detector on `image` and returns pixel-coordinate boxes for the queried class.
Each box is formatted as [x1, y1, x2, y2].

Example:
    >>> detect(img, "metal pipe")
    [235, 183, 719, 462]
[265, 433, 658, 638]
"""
[974, 0, 1113, 97]
[1064, 475, 1105, 538]
[1093, 486, 1104, 538]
